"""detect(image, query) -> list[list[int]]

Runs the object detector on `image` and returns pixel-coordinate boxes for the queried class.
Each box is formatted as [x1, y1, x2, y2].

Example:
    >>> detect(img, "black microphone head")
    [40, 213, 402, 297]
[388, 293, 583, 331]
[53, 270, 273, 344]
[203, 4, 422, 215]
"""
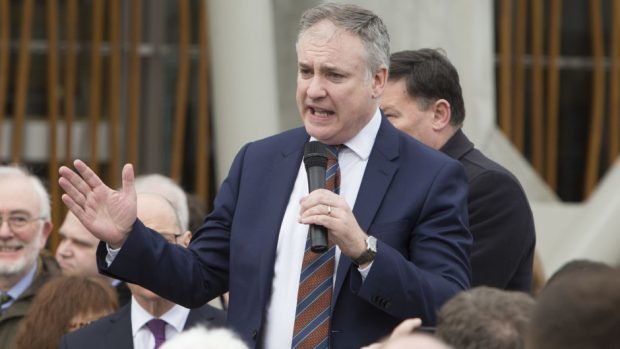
[303, 141, 328, 169]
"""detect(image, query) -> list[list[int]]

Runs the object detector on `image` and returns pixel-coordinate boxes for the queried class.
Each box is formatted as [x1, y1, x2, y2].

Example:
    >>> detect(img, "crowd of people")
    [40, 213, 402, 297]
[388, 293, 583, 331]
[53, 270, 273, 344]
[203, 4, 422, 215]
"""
[1, 3, 619, 349]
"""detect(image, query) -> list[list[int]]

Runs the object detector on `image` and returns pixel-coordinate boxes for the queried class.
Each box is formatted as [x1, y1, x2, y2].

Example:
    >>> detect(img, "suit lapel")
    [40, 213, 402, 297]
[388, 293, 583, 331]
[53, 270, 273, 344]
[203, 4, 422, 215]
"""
[105, 305, 133, 349]
[184, 305, 217, 329]
[332, 117, 399, 305]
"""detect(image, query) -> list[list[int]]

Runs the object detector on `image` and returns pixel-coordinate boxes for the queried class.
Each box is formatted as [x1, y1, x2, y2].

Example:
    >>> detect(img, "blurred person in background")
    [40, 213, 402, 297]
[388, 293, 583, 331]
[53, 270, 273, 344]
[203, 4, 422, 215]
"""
[435, 286, 535, 349]
[381, 48, 536, 292]
[55, 211, 131, 305]
[14, 275, 118, 349]
[60, 193, 225, 349]
[0, 165, 60, 349]
[161, 326, 248, 349]
[526, 266, 620, 349]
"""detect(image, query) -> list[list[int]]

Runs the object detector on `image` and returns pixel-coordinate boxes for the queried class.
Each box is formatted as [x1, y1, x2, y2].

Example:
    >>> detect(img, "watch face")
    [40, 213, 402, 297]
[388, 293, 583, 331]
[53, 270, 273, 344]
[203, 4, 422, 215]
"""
[368, 236, 377, 251]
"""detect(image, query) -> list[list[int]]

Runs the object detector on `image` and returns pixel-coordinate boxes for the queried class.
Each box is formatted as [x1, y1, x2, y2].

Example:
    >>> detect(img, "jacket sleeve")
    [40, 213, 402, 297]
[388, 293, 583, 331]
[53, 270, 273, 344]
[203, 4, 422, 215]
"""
[96, 144, 251, 308]
[350, 160, 472, 325]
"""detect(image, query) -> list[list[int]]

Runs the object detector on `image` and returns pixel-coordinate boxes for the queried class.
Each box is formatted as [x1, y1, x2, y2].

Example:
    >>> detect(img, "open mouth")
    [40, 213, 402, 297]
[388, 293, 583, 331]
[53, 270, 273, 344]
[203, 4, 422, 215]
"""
[0, 245, 24, 253]
[309, 106, 335, 117]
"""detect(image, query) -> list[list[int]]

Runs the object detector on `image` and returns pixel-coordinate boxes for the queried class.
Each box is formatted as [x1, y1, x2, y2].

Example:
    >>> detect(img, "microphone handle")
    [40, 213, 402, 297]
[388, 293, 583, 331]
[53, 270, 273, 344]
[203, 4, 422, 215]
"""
[307, 165, 328, 253]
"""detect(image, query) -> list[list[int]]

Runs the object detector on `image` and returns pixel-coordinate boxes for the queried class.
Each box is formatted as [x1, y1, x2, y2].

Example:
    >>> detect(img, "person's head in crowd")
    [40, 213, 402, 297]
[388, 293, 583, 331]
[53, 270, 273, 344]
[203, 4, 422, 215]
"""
[135, 174, 189, 232]
[128, 193, 192, 316]
[186, 193, 207, 233]
[295, 3, 389, 145]
[381, 48, 465, 150]
[160, 326, 248, 349]
[436, 286, 535, 349]
[14, 275, 118, 349]
[545, 258, 614, 287]
[55, 211, 100, 276]
[0, 166, 53, 289]
[526, 266, 620, 349]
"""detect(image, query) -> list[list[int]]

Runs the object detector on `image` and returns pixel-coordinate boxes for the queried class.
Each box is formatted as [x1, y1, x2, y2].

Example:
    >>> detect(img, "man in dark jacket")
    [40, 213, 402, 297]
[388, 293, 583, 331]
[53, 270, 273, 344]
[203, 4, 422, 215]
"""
[381, 49, 536, 292]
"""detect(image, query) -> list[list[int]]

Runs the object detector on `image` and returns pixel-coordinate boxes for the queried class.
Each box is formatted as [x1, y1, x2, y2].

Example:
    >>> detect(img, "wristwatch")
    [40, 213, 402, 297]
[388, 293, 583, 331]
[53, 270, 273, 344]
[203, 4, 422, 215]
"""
[352, 235, 377, 266]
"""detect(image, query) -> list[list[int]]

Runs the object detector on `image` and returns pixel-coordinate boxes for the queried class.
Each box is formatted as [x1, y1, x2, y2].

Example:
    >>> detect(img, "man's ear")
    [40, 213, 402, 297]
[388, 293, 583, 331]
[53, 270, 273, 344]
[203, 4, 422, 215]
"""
[371, 65, 388, 99]
[431, 99, 452, 131]
[180, 230, 192, 247]
[40, 221, 53, 248]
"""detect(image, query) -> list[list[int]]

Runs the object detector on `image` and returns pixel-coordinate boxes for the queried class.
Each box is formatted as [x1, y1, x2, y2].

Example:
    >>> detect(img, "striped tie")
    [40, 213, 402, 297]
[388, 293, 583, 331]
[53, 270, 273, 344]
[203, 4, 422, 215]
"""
[292, 144, 341, 349]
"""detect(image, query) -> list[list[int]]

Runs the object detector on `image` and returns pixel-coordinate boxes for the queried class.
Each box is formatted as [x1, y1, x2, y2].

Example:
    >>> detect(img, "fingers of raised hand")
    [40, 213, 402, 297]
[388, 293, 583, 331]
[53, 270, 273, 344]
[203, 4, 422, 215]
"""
[58, 168, 88, 206]
[74, 159, 106, 190]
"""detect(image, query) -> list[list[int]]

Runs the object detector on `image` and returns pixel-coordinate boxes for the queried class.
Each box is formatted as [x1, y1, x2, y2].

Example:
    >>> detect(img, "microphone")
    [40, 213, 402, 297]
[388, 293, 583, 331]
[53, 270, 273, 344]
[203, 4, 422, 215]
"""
[303, 141, 329, 253]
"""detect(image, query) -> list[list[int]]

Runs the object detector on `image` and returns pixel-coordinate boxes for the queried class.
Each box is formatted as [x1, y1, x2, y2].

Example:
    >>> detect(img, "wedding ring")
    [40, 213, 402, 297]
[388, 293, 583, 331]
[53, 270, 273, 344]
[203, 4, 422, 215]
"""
[327, 205, 332, 215]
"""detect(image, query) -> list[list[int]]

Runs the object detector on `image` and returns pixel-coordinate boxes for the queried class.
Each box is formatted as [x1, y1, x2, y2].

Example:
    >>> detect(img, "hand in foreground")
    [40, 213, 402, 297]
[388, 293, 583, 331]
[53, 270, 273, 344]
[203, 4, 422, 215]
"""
[58, 160, 137, 248]
[360, 318, 423, 349]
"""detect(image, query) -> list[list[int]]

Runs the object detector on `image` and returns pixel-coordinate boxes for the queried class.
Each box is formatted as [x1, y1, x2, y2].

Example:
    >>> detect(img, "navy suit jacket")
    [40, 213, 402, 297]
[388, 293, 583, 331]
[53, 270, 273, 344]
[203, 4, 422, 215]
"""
[441, 130, 535, 291]
[58, 303, 226, 349]
[96, 117, 472, 348]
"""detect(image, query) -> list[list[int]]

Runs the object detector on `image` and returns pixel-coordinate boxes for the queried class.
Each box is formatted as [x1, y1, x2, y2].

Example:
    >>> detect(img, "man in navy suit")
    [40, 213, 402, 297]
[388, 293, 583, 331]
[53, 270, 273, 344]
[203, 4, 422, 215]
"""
[59, 193, 225, 349]
[381, 49, 536, 292]
[58, 4, 471, 348]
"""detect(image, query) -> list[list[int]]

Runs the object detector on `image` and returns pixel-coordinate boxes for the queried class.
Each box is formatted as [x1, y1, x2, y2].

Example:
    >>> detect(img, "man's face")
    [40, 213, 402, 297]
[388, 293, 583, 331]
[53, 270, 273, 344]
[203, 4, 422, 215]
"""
[381, 79, 438, 148]
[0, 175, 51, 278]
[55, 212, 100, 276]
[296, 20, 386, 145]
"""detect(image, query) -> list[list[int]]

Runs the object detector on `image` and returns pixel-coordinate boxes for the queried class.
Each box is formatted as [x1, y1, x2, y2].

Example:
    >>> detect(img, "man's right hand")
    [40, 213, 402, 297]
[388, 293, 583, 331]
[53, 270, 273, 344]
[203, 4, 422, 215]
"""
[58, 160, 137, 249]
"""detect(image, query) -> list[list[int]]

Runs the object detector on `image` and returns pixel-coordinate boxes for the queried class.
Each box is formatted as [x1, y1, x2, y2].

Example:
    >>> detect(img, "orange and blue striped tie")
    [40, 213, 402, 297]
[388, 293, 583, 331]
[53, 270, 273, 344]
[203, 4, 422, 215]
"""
[293, 144, 341, 349]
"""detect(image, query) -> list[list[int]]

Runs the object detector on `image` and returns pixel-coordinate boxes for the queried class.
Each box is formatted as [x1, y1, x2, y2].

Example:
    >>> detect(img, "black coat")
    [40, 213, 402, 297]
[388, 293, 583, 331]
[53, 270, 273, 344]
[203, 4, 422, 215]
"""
[441, 130, 536, 292]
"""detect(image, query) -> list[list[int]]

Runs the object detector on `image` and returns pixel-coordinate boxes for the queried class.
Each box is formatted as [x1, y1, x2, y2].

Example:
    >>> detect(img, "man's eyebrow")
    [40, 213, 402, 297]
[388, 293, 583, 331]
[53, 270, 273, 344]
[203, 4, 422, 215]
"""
[8, 209, 33, 217]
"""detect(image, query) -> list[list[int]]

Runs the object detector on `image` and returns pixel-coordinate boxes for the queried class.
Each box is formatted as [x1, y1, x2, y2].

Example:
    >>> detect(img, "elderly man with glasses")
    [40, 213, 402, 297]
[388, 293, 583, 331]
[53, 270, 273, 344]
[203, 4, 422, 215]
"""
[0, 165, 60, 349]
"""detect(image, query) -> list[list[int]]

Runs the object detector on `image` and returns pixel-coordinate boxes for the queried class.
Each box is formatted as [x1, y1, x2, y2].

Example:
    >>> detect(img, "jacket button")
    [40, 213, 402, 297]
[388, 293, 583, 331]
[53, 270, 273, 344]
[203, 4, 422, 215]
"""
[252, 330, 258, 340]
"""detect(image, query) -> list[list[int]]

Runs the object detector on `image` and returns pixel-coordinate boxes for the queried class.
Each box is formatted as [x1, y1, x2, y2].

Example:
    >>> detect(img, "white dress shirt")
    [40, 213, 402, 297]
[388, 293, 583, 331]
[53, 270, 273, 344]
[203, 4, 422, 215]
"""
[263, 108, 381, 349]
[130, 296, 190, 349]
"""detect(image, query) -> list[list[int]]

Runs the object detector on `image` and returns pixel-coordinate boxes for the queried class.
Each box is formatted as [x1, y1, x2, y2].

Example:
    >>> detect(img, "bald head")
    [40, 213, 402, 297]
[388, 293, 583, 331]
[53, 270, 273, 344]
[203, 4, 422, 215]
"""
[137, 193, 182, 238]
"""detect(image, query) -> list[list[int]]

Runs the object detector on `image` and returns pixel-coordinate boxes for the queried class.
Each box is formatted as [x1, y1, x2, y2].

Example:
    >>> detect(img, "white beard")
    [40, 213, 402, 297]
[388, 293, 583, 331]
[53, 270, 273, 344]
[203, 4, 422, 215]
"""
[0, 228, 43, 276]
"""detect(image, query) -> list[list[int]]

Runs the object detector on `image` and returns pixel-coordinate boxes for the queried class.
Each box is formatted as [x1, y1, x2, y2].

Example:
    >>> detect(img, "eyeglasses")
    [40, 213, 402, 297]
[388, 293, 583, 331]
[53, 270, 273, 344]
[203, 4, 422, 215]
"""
[0, 214, 44, 231]
[160, 232, 183, 244]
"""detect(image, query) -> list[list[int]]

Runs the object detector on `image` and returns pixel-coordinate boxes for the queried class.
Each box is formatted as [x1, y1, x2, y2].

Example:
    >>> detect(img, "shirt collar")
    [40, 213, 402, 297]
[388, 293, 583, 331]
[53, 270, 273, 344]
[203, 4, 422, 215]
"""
[130, 297, 190, 336]
[310, 107, 381, 161]
[7, 262, 37, 301]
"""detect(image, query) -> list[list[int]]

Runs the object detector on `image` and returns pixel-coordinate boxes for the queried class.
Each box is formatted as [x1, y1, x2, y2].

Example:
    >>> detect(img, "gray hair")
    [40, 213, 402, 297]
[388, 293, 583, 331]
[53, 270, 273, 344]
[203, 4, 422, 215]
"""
[297, 3, 390, 76]
[0, 165, 51, 220]
[134, 174, 189, 231]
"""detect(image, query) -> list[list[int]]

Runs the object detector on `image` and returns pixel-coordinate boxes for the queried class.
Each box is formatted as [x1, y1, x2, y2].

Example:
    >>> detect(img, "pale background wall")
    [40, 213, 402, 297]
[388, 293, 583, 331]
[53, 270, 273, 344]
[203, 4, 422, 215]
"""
[206, 0, 620, 278]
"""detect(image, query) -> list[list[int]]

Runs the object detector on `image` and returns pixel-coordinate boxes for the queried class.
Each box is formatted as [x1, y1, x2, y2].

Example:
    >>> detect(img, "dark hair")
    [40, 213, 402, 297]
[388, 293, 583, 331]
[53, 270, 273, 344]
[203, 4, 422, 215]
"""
[545, 259, 614, 286]
[15, 275, 118, 349]
[298, 3, 390, 76]
[527, 267, 620, 349]
[388, 49, 466, 127]
[436, 286, 535, 349]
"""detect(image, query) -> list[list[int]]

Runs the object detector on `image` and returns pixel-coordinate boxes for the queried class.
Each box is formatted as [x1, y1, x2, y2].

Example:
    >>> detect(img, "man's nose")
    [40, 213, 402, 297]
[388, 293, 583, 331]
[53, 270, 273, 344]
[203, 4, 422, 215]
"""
[307, 76, 327, 99]
[0, 219, 14, 239]
[56, 241, 73, 257]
